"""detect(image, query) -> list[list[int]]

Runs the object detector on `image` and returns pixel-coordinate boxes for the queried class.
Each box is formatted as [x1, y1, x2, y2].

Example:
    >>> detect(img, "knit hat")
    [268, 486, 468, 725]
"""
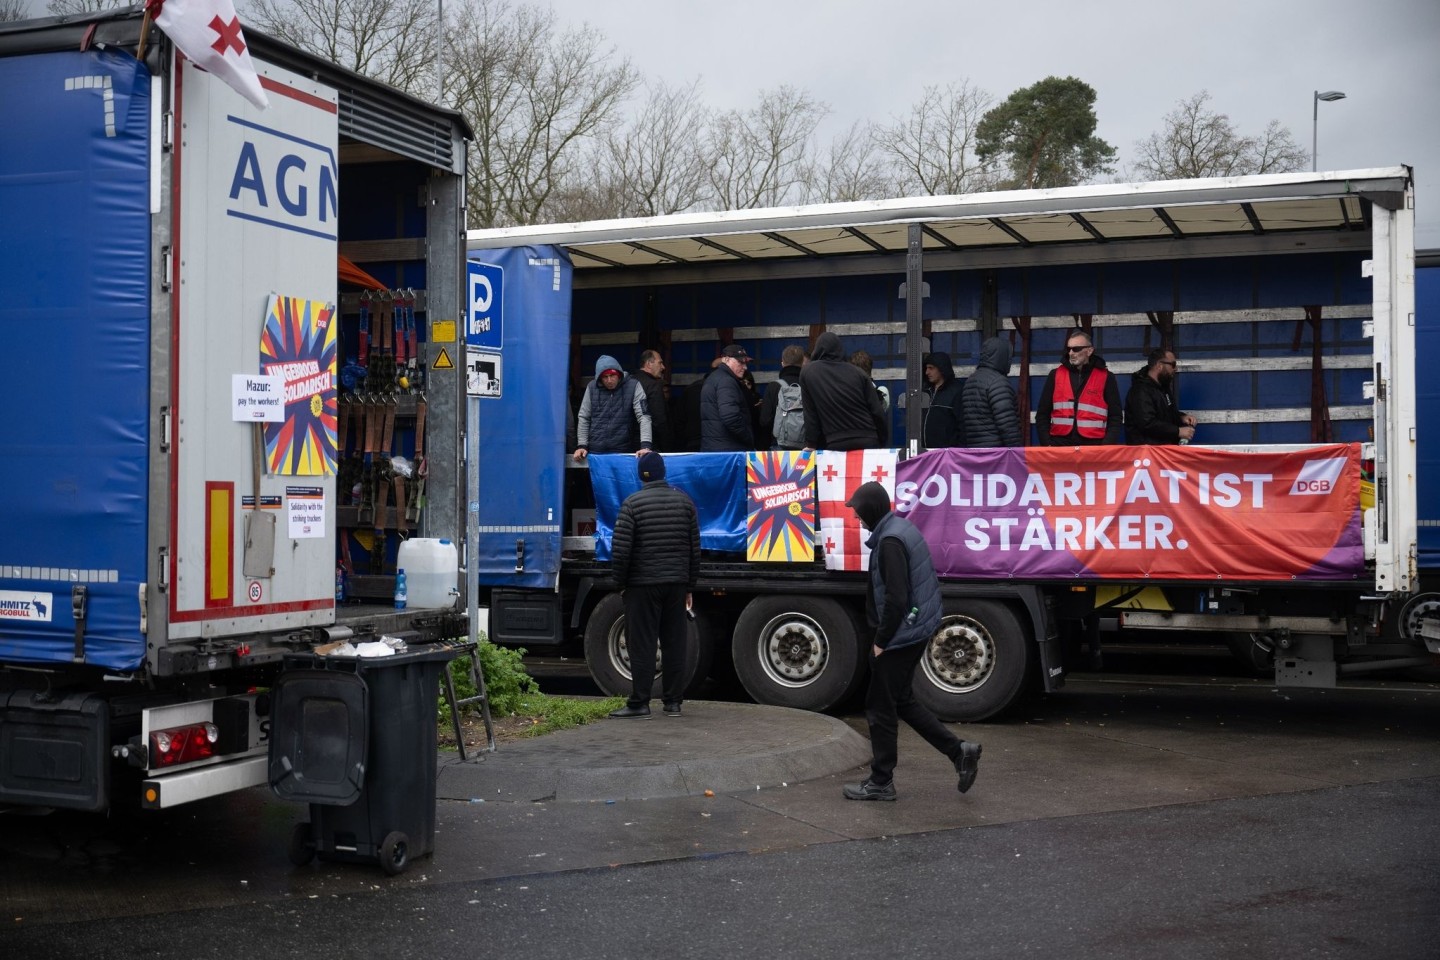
[594, 354, 623, 378]
[637, 451, 666, 482]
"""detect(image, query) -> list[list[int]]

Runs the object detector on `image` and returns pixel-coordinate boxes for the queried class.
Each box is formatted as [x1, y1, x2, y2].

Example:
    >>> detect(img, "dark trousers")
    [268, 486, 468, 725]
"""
[865, 640, 963, 785]
[624, 583, 688, 706]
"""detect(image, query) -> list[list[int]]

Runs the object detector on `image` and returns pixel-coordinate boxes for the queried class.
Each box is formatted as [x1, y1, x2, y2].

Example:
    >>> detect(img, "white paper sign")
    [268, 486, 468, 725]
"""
[286, 486, 326, 538]
[466, 347, 503, 398]
[233, 374, 286, 422]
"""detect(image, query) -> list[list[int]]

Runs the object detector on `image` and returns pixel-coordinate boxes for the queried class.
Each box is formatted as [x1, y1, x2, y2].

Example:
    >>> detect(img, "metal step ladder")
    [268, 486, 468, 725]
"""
[442, 645, 495, 759]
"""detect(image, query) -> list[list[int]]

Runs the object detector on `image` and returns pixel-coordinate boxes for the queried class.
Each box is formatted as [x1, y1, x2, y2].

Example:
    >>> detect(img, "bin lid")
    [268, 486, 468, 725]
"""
[268, 668, 368, 805]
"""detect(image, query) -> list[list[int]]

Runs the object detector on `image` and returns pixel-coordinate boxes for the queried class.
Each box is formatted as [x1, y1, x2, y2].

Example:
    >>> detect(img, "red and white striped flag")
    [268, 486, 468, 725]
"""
[146, 0, 269, 109]
[815, 449, 899, 572]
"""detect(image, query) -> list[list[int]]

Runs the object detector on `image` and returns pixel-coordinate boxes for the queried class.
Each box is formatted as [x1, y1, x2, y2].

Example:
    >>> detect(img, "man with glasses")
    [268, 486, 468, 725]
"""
[1124, 347, 1197, 445]
[1035, 330, 1123, 445]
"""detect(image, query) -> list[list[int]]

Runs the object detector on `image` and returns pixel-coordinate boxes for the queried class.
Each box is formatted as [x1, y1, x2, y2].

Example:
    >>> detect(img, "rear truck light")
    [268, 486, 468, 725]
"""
[149, 722, 219, 767]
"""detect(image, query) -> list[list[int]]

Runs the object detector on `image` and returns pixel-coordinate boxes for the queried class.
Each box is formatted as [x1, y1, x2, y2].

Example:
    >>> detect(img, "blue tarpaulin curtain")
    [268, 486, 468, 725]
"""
[588, 453, 748, 559]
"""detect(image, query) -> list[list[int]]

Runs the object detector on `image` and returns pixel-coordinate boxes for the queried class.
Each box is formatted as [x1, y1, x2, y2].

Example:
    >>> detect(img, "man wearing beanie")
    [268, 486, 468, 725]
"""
[574, 354, 653, 460]
[607, 452, 702, 718]
[841, 481, 982, 800]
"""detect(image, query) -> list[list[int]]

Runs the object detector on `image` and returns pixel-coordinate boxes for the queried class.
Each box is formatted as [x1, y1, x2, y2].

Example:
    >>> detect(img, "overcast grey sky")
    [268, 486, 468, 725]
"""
[544, 0, 1440, 249]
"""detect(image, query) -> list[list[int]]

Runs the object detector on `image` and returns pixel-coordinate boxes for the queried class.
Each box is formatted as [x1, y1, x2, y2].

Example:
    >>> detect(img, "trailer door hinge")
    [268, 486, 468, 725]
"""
[158, 547, 169, 593]
[159, 405, 171, 453]
[162, 110, 173, 150]
[161, 245, 173, 292]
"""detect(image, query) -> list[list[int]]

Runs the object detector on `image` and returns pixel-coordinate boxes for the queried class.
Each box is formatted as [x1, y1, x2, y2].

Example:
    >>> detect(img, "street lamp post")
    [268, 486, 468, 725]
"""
[1312, 90, 1347, 171]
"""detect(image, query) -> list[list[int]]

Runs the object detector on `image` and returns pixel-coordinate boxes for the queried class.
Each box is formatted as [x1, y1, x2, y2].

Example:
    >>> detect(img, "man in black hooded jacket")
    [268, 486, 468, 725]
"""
[840, 481, 982, 801]
[1124, 348, 1196, 445]
[960, 337, 1022, 447]
[799, 332, 886, 450]
[921, 352, 964, 448]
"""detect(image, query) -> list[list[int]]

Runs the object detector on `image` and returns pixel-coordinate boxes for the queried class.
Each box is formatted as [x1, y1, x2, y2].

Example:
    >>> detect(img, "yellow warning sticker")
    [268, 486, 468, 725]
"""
[433, 347, 455, 370]
[431, 319, 457, 343]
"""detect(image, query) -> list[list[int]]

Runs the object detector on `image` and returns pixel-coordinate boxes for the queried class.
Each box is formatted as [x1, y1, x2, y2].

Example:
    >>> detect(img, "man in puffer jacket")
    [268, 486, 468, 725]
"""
[607, 452, 701, 719]
[799, 332, 886, 450]
[960, 336, 1022, 447]
[700, 344, 755, 451]
[840, 481, 982, 801]
[921, 351, 964, 448]
[574, 354, 652, 460]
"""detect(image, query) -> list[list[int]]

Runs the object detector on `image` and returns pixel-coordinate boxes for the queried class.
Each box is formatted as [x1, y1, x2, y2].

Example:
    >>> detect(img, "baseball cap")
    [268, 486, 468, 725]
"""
[721, 344, 752, 363]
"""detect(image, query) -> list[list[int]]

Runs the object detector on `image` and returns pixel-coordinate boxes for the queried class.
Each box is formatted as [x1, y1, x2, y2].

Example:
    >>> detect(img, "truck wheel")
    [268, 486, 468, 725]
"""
[379, 831, 409, 876]
[287, 822, 316, 867]
[731, 596, 861, 712]
[582, 592, 710, 700]
[913, 599, 1030, 721]
[1395, 591, 1440, 640]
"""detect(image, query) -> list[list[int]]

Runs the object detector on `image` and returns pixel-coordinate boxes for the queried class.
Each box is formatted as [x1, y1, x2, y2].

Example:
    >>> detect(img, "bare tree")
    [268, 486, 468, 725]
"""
[1132, 91, 1308, 180]
[1, 0, 29, 21]
[804, 120, 890, 203]
[45, 0, 131, 13]
[446, 0, 638, 228]
[588, 78, 712, 219]
[243, 0, 439, 97]
[876, 81, 994, 196]
[706, 85, 828, 209]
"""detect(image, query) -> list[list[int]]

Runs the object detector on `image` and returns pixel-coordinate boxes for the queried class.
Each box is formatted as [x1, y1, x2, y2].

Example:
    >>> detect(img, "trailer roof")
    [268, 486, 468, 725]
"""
[466, 168, 1410, 277]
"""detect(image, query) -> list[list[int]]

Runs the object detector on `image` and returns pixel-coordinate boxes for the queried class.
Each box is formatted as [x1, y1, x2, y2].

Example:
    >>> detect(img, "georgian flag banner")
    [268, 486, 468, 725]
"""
[815, 448, 900, 572]
[146, 0, 269, 109]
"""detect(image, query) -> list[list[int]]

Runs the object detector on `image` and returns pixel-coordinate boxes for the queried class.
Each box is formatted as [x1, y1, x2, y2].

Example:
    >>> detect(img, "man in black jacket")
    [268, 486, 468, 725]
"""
[960, 336, 1022, 447]
[608, 452, 702, 719]
[921, 352, 964, 448]
[633, 349, 673, 451]
[799, 332, 886, 450]
[1125, 348, 1196, 445]
[758, 344, 807, 449]
[841, 482, 981, 800]
[1035, 329, 1123, 445]
[700, 344, 755, 451]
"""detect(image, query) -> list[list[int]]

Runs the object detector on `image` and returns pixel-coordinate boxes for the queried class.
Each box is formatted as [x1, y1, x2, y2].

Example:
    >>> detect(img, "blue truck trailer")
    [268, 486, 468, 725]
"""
[0, 10, 470, 813]
[466, 169, 1427, 720]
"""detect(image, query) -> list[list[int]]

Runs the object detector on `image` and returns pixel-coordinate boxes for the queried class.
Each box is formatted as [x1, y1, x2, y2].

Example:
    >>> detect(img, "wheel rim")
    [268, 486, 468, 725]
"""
[755, 613, 829, 688]
[606, 614, 663, 681]
[921, 614, 996, 693]
[1397, 592, 1440, 640]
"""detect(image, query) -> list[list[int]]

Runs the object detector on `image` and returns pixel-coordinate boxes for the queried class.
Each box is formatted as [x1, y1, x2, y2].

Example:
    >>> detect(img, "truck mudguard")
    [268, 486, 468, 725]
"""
[0, 51, 151, 670]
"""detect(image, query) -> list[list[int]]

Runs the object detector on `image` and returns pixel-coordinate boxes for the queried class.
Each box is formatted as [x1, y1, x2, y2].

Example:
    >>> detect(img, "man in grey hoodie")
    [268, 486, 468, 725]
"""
[574, 354, 652, 460]
[960, 336, 1023, 447]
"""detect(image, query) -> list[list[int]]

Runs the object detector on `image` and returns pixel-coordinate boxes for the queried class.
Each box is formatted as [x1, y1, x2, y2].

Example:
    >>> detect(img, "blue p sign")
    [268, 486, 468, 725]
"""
[467, 261, 504, 350]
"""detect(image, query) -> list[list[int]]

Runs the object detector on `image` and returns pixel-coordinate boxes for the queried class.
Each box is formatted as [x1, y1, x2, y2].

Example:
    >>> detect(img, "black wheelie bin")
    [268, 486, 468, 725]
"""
[268, 638, 473, 875]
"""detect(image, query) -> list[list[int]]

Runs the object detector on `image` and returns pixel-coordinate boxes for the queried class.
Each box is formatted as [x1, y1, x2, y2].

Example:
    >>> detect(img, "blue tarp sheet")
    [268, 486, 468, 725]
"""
[0, 51, 151, 670]
[588, 453, 748, 559]
[471, 247, 570, 589]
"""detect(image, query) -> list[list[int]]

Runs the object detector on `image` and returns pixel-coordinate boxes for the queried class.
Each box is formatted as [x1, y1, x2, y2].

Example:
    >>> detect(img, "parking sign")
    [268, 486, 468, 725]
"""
[467, 261, 503, 351]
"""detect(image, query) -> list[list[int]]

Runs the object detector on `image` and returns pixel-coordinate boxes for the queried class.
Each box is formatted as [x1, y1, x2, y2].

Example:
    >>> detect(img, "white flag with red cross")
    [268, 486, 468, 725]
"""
[146, 0, 269, 109]
[815, 448, 899, 572]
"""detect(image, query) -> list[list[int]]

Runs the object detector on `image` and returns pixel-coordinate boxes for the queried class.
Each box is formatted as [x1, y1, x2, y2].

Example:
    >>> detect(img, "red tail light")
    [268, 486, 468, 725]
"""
[150, 722, 219, 767]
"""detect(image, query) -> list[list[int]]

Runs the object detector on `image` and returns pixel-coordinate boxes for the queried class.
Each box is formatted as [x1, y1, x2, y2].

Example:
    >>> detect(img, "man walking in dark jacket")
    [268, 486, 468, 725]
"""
[1035, 329, 1122, 445]
[700, 345, 755, 451]
[608, 452, 702, 719]
[800, 332, 886, 450]
[1125, 348, 1196, 444]
[633, 349, 673, 451]
[961, 336, 1022, 447]
[841, 482, 982, 801]
[921, 352, 964, 448]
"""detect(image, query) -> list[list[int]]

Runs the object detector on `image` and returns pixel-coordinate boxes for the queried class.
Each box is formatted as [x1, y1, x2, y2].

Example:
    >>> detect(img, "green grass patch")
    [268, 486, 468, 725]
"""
[439, 638, 623, 740]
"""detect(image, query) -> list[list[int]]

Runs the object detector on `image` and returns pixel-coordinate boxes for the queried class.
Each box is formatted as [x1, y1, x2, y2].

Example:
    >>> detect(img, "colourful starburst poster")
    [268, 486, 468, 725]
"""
[746, 451, 817, 562]
[259, 294, 337, 475]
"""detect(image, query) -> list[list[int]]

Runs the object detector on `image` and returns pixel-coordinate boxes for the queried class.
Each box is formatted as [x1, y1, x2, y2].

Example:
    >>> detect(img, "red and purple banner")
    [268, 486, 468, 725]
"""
[896, 445, 1364, 581]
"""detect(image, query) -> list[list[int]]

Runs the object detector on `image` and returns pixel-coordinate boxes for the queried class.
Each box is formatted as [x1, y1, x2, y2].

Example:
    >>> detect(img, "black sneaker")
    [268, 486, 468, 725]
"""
[608, 704, 651, 719]
[662, 702, 682, 716]
[842, 779, 897, 801]
[954, 741, 982, 794]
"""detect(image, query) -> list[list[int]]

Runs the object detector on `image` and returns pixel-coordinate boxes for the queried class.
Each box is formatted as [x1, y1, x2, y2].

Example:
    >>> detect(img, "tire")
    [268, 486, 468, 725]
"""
[1395, 591, 1440, 641]
[379, 831, 409, 876]
[731, 595, 862, 712]
[912, 598, 1031, 721]
[582, 592, 709, 700]
[287, 822, 315, 867]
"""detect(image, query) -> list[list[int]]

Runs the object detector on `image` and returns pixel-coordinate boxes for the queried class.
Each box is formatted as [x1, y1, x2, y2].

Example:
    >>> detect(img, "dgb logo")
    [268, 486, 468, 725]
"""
[1289, 459, 1344, 497]
[1295, 479, 1332, 493]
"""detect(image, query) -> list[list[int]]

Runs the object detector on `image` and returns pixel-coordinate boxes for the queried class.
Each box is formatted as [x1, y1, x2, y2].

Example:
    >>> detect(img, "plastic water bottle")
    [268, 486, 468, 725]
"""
[393, 568, 407, 610]
[335, 565, 346, 602]
[904, 606, 919, 625]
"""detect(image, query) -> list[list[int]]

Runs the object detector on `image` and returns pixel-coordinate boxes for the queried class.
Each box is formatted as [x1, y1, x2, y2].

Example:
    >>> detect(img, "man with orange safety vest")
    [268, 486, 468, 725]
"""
[1034, 329, 1122, 445]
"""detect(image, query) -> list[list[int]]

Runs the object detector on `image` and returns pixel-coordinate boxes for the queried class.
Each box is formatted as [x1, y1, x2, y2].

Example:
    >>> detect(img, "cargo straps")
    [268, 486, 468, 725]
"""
[70, 584, 87, 663]
[1011, 316, 1033, 442]
[1294, 306, 1333, 443]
